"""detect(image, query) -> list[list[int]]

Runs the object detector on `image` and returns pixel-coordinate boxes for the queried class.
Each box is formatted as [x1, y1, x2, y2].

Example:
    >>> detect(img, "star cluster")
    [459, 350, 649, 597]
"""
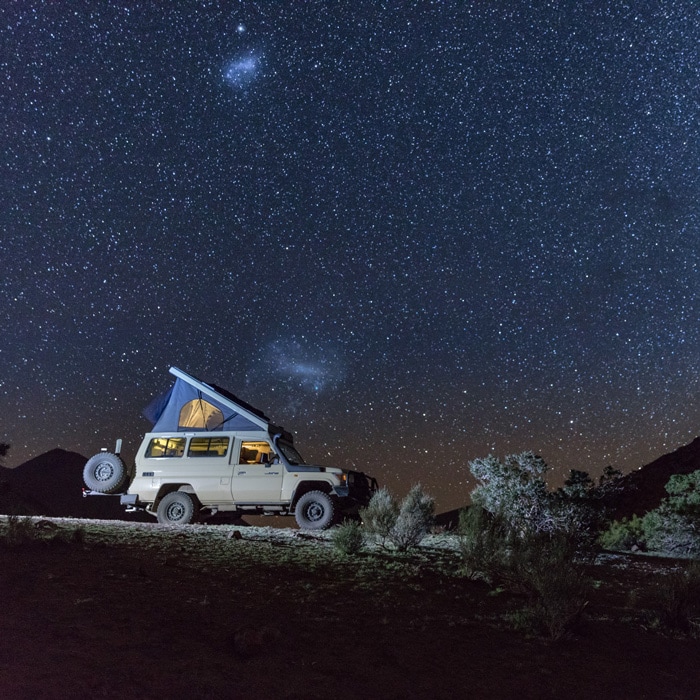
[2, 2, 699, 510]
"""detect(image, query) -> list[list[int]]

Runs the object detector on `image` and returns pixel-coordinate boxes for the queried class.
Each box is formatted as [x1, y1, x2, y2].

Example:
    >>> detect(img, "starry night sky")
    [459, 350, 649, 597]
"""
[2, 2, 699, 512]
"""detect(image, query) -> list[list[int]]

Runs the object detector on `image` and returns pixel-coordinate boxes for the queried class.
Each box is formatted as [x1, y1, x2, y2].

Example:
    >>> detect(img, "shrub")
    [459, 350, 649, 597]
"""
[647, 563, 700, 636]
[642, 509, 700, 559]
[458, 505, 511, 582]
[390, 484, 435, 552]
[511, 533, 590, 639]
[469, 452, 601, 541]
[331, 521, 364, 555]
[360, 488, 398, 548]
[465, 453, 594, 638]
[637, 469, 700, 558]
[361, 485, 434, 552]
[599, 515, 645, 551]
[469, 453, 554, 537]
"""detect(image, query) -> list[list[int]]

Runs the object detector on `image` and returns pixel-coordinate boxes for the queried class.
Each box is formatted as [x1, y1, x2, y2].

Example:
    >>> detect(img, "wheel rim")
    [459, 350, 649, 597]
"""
[166, 501, 186, 521]
[306, 502, 325, 522]
[95, 462, 114, 482]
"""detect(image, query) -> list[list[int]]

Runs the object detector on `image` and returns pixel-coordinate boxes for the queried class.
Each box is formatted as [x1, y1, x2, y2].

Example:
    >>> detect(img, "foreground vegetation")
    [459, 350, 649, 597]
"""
[2, 445, 700, 696]
[1, 514, 700, 699]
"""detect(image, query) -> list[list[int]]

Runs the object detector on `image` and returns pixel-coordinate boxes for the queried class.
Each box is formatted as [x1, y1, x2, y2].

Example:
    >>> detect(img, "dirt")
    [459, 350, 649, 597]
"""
[0, 517, 699, 699]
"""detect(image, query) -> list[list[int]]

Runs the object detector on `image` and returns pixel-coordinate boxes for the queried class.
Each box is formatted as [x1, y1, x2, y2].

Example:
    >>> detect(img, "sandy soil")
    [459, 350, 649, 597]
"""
[1, 517, 699, 699]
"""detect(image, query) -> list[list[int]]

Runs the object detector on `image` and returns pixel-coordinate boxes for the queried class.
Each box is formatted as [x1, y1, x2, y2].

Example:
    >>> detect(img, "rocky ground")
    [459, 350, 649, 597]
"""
[1, 516, 699, 699]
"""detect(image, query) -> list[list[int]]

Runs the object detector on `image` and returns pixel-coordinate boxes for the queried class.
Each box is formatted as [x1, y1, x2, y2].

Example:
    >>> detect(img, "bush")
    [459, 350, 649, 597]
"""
[642, 509, 700, 559]
[360, 488, 398, 548]
[390, 484, 435, 552]
[458, 506, 511, 582]
[646, 563, 700, 636]
[506, 532, 590, 640]
[633, 469, 700, 558]
[361, 485, 434, 552]
[469, 452, 606, 542]
[463, 454, 594, 638]
[599, 515, 645, 551]
[331, 521, 364, 555]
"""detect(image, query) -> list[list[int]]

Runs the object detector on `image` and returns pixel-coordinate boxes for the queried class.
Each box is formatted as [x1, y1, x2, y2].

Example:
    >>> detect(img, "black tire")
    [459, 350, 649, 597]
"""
[157, 491, 198, 525]
[294, 490, 335, 530]
[83, 453, 128, 494]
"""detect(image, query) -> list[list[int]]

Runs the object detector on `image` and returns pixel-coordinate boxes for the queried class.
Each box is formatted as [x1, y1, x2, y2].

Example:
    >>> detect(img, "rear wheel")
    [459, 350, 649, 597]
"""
[294, 490, 335, 530]
[83, 453, 128, 494]
[157, 491, 198, 525]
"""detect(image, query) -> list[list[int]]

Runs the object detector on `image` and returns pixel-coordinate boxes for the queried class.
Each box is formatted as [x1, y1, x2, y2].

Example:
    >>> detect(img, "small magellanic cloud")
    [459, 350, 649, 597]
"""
[224, 53, 259, 89]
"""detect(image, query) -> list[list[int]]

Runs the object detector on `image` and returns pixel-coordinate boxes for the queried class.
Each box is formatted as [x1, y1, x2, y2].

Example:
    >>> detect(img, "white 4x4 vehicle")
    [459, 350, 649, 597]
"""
[83, 367, 377, 529]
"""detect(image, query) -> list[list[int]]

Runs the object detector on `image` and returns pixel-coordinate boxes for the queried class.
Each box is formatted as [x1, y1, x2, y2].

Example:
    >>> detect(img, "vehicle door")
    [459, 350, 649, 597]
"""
[232, 440, 284, 502]
[180, 436, 235, 504]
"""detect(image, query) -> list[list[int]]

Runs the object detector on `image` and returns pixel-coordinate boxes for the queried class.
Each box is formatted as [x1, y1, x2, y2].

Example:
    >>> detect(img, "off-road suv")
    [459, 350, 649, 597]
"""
[82, 367, 377, 529]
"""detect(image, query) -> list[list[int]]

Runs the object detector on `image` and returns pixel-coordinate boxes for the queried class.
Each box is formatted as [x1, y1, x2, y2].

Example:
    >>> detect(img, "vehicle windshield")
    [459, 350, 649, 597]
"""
[277, 441, 306, 466]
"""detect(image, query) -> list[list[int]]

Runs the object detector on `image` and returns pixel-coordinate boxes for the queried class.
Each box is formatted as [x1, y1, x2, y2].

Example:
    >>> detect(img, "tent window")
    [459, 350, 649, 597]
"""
[179, 398, 224, 430]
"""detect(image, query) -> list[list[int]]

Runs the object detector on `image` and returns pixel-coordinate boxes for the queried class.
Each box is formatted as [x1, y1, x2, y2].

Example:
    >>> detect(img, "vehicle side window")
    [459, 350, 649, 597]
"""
[146, 437, 186, 458]
[187, 437, 230, 457]
[238, 441, 273, 464]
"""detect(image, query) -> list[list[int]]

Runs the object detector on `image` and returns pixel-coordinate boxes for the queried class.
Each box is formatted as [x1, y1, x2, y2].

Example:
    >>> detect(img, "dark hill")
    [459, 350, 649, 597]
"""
[613, 436, 700, 519]
[0, 449, 147, 520]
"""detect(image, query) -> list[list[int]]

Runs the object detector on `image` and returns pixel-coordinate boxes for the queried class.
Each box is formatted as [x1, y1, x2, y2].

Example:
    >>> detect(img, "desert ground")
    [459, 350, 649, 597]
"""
[1, 516, 699, 700]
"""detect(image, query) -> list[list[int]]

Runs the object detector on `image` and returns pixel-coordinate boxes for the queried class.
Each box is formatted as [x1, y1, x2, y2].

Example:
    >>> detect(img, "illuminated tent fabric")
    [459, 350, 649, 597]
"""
[143, 367, 270, 433]
[178, 399, 224, 430]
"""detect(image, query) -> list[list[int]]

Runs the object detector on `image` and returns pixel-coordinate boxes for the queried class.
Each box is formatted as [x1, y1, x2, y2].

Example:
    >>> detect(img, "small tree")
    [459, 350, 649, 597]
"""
[470, 452, 578, 538]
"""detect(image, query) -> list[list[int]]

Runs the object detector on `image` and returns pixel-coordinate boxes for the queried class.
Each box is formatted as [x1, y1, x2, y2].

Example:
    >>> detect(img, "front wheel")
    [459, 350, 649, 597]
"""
[294, 491, 335, 530]
[157, 491, 198, 525]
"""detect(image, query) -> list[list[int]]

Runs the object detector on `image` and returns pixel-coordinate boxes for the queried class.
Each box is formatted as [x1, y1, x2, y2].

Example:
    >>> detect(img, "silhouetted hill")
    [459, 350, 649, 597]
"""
[0, 449, 148, 520]
[613, 436, 700, 519]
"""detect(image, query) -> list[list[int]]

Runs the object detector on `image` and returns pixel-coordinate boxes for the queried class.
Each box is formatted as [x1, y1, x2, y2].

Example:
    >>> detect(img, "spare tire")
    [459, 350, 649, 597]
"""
[83, 452, 128, 494]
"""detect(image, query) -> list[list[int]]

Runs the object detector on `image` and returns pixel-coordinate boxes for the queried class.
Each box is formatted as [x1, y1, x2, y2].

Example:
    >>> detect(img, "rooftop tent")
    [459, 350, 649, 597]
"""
[143, 367, 270, 433]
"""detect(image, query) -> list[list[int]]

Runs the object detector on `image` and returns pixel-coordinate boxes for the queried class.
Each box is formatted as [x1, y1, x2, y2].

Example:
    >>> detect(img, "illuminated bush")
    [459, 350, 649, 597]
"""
[390, 484, 435, 552]
[360, 488, 397, 548]
[361, 485, 434, 552]
[642, 471, 700, 558]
